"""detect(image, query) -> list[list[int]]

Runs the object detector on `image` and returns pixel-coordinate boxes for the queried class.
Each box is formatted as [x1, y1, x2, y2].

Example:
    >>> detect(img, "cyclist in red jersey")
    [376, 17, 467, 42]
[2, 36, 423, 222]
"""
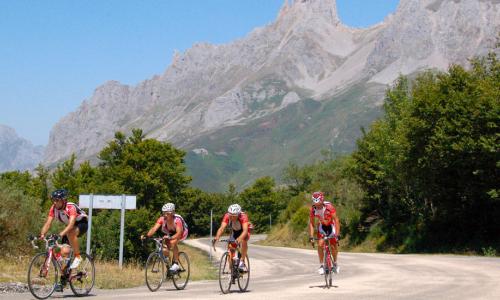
[40, 189, 88, 270]
[141, 203, 188, 272]
[213, 204, 251, 271]
[308, 191, 340, 275]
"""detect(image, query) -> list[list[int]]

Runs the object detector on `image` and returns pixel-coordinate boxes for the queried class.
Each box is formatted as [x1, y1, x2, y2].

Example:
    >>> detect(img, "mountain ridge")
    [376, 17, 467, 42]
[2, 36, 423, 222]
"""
[0, 124, 44, 172]
[42, 0, 500, 189]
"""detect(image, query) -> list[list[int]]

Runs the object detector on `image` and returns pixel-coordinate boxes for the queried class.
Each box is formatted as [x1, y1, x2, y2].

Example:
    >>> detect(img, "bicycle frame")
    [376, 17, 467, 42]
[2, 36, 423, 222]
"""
[148, 237, 173, 269]
[213, 237, 250, 294]
[31, 235, 71, 277]
[313, 236, 337, 288]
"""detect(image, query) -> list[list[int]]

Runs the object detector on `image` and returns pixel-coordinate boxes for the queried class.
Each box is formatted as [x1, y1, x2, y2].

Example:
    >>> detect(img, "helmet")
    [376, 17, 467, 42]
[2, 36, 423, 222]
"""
[311, 191, 324, 204]
[162, 203, 175, 212]
[227, 204, 242, 215]
[51, 189, 68, 200]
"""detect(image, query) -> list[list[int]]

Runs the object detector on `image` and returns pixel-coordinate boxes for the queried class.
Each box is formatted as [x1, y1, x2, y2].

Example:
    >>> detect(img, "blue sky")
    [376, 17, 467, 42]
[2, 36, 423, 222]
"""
[0, 0, 399, 146]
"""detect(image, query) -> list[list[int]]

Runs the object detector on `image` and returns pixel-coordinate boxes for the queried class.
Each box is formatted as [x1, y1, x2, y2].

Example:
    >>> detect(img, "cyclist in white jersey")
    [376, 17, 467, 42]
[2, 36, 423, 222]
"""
[141, 203, 188, 272]
[40, 189, 88, 270]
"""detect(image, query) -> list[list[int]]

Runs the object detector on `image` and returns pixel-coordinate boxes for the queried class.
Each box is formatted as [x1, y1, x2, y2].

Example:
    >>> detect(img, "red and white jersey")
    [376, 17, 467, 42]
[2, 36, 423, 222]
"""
[156, 214, 187, 235]
[49, 202, 87, 225]
[309, 201, 337, 226]
[222, 212, 250, 231]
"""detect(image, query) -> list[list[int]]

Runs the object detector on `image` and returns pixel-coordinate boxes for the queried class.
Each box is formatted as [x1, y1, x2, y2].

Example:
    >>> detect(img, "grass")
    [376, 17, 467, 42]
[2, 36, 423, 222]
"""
[0, 242, 216, 289]
[257, 224, 311, 249]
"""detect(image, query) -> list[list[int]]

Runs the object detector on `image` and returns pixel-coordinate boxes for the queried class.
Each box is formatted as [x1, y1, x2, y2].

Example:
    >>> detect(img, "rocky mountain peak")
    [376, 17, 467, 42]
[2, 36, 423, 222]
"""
[277, 0, 340, 26]
[0, 124, 44, 172]
[42, 0, 500, 189]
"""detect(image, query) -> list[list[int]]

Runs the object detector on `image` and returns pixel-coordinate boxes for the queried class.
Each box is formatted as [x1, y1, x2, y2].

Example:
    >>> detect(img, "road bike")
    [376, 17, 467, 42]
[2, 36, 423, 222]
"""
[143, 236, 190, 291]
[27, 234, 95, 299]
[213, 238, 250, 294]
[313, 235, 338, 288]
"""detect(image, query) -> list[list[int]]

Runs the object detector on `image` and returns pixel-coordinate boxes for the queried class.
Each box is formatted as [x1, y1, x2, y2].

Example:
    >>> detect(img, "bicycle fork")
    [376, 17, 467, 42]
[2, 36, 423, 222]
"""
[324, 244, 333, 273]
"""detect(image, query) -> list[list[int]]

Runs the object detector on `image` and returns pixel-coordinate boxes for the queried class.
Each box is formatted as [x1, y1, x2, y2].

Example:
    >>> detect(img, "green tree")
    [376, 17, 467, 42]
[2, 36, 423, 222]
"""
[98, 129, 191, 209]
[240, 177, 284, 232]
[352, 53, 500, 252]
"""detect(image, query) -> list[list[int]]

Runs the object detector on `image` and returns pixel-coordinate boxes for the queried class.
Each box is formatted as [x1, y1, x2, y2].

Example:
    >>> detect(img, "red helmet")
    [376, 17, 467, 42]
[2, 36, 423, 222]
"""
[311, 191, 324, 204]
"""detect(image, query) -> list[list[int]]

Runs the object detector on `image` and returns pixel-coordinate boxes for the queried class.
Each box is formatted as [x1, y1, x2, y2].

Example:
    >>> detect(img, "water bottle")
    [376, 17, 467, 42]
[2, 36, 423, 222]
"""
[54, 246, 63, 263]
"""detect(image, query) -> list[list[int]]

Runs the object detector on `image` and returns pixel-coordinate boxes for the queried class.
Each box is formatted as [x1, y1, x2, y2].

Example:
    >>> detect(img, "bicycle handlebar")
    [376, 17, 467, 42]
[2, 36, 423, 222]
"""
[312, 236, 337, 241]
[140, 235, 172, 246]
[29, 234, 61, 249]
[212, 238, 240, 252]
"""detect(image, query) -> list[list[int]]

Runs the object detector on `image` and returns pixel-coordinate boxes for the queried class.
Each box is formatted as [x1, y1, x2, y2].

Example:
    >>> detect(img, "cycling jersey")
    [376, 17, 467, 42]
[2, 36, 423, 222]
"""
[309, 201, 337, 226]
[222, 212, 252, 240]
[222, 212, 250, 231]
[48, 202, 87, 225]
[156, 214, 188, 240]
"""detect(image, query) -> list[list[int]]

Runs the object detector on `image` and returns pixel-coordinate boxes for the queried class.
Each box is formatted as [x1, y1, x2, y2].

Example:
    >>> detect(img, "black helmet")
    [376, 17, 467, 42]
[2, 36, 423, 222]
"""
[51, 189, 68, 200]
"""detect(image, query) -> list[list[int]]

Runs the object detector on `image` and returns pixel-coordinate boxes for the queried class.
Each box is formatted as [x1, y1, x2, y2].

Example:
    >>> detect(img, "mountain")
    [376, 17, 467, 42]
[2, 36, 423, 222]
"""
[43, 0, 500, 191]
[0, 125, 44, 172]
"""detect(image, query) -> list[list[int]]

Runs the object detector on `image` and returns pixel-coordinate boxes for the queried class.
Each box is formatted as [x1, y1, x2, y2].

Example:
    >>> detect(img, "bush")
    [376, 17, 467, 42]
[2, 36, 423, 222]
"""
[290, 206, 310, 233]
[0, 183, 44, 255]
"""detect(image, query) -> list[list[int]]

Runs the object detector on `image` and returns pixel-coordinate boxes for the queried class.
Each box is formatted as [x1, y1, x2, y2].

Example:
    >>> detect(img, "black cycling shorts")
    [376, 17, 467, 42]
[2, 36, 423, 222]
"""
[61, 219, 88, 244]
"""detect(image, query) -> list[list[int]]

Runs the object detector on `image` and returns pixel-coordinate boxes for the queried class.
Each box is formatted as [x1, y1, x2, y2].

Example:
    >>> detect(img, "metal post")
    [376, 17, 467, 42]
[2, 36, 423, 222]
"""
[269, 214, 272, 232]
[86, 194, 93, 255]
[209, 209, 213, 262]
[119, 194, 125, 269]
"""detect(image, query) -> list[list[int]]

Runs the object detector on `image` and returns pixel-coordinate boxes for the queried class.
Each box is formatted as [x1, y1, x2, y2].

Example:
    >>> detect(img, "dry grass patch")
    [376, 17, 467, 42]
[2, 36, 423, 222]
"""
[0, 242, 216, 289]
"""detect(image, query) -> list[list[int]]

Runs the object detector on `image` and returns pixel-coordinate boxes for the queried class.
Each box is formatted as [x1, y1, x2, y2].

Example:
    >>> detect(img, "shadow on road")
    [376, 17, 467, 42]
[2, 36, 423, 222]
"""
[308, 284, 339, 289]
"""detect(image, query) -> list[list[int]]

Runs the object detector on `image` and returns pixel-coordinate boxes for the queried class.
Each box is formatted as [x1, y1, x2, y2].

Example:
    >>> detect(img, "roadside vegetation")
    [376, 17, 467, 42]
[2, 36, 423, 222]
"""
[1, 51, 498, 289]
[0, 243, 215, 289]
[264, 52, 500, 255]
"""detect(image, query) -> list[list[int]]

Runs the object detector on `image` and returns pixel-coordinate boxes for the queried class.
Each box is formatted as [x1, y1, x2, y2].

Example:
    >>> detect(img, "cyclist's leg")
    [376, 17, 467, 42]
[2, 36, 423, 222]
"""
[317, 224, 332, 264]
[330, 225, 338, 263]
[162, 239, 170, 259]
[240, 239, 248, 262]
[317, 238, 325, 264]
[171, 229, 188, 263]
[170, 239, 179, 262]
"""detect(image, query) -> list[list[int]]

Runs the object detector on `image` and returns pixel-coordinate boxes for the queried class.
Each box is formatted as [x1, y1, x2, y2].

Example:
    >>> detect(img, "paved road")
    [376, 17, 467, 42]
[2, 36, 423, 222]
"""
[4, 237, 500, 299]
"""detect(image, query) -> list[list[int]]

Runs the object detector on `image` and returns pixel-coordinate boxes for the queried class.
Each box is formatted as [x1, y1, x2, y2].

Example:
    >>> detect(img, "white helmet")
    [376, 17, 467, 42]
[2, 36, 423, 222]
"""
[227, 204, 242, 215]
[162, 203, 175, 212]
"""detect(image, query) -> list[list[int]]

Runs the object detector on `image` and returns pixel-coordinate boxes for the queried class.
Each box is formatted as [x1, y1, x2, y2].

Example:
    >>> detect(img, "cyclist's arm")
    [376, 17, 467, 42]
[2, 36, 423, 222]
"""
[236, 222, 249, 243]
[146, 223, 162, 238]
[308, 215, 315, 239]
[40, 215, 54, 237]
[214, 222, 228, 241]
[59, 215, 76, 237]
[333, 212, 340, 238]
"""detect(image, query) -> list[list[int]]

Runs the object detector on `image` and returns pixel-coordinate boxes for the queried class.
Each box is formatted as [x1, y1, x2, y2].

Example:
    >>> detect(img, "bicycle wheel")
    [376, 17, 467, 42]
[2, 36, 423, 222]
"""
[27, 253, 58, 299]
[218, 252, 232, 294]
[172, 251, 190, 290]
[145, 252, 165, 292]
[237, 255, 250, 292]
[324, 249, 332, 288]
[69, 253, 95, 296]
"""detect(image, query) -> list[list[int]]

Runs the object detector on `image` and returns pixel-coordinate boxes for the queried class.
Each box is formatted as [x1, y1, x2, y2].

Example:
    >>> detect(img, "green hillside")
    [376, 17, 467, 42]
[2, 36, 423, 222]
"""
[186, 81, 386, 191]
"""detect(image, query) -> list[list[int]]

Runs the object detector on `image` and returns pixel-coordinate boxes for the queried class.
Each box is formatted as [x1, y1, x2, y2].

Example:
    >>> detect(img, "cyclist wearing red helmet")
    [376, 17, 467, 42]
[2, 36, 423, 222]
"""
[308, 191, 340, 275]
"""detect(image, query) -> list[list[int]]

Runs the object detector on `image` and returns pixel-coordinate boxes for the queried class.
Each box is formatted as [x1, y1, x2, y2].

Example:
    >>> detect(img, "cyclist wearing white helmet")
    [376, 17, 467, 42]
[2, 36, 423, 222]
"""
[308, 191, 340, 275]
[141, 203, 188, 272]
[213, 204, 252, 272]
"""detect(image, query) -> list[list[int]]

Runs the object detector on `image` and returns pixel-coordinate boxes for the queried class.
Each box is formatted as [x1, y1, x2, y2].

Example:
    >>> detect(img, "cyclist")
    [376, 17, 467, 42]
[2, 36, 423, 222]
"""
[213, 204, 251, 272]
[40, 189, 88, 270]
[308, 191, 340, 275]
[141, 203, 188, 272]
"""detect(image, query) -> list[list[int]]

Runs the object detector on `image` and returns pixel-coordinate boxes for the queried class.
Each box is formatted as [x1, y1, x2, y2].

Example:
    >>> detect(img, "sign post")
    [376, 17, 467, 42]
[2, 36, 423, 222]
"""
[85, 194, 94, 256]
[209, 209, 213, 262]
[79, 194, 136, 269]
